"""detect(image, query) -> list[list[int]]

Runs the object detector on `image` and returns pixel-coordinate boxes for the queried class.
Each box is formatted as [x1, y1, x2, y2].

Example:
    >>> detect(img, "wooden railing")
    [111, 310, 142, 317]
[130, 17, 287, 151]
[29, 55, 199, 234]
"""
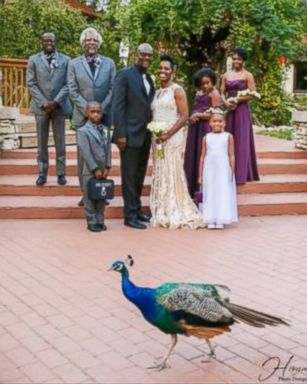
[0, 58, 29, 111]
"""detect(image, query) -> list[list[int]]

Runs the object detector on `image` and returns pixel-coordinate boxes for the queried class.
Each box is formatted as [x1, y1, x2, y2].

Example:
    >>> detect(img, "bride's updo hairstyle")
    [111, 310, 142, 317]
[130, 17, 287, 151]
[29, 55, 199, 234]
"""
[233, 48, 247, 61]
[160, 54, 176, 70]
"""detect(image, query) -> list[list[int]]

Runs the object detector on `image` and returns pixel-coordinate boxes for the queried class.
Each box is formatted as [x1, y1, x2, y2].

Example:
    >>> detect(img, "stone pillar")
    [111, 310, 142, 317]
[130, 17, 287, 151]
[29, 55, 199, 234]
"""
[292, 110, 307, 150]
[0, 107, 20, 150]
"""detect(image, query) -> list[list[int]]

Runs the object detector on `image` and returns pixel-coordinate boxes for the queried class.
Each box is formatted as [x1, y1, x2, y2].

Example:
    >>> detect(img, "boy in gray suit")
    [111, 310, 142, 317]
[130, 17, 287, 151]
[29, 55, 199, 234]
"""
[27, 32, 71, 186]
[76, 102, 111, 232]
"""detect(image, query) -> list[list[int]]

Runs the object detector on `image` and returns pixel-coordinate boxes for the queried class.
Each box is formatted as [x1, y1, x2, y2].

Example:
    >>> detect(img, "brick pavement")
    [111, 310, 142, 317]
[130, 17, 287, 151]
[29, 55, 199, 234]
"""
[0, 216, 307, 384]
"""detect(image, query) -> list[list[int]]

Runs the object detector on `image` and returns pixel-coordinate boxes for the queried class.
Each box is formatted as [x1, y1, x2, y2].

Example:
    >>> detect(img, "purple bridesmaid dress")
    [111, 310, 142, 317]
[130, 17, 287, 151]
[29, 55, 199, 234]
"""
[184, 92, 212, 197]
[225, 79, 260, 184]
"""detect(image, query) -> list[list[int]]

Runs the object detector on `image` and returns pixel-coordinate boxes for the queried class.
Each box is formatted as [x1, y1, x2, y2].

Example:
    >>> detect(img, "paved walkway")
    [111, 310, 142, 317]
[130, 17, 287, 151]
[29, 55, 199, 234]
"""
[0, 216, 307, 383]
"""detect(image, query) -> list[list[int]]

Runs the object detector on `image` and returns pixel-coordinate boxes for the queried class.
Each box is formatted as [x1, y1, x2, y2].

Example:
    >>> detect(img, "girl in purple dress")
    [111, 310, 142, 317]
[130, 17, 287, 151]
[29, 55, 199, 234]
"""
[184, 68, 221, 197]
[221, 48, 259, 184]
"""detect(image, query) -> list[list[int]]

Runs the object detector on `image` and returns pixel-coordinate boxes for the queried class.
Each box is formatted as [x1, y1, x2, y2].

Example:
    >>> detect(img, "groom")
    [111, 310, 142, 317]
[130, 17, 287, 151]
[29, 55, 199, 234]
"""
[112, 43, 155, 229]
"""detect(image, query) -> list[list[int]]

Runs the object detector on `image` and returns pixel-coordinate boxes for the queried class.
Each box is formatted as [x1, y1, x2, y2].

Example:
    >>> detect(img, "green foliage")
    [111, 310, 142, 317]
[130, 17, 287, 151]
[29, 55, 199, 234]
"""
[290, 94, 307, 110]
[0, 0, 106, 58]
[251, 63, 292, 126]
[257, 129, 293, 140]
[101, 0, 306, 126]
[1, 0, 306, 126]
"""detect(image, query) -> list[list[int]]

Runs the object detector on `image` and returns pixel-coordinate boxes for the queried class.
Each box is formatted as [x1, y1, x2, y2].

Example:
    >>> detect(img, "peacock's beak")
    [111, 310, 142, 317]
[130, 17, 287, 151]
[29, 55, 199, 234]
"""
[107, 267, 113, 271]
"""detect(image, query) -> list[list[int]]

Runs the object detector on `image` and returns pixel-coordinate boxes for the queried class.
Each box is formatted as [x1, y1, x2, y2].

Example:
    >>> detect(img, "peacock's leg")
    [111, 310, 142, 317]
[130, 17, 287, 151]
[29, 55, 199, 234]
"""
[201, 339, 217, 363]
[147, 334, 177, 371]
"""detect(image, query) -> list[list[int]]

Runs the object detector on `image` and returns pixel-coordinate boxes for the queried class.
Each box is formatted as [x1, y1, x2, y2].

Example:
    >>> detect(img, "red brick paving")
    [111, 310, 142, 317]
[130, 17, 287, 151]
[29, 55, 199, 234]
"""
[0, 216, 307, 383]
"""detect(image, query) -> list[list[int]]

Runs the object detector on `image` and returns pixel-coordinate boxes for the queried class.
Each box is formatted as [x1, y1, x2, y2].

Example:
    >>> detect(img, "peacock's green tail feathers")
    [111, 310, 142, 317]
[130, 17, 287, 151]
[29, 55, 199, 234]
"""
[156, 284, 234, 325]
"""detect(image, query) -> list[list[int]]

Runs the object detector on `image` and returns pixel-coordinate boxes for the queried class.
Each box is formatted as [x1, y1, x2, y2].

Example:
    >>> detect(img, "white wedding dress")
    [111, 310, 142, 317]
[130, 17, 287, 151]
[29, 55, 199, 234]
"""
[150, 83, 204, 229]
[202, 132, 238, 225]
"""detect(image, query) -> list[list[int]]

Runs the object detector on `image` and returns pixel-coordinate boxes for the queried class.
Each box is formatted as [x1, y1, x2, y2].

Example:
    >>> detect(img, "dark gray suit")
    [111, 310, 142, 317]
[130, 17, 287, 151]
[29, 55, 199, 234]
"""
[76, 122, 111, 226]
[27, 51, 71, 177]
[112, 65, 155, 220]
[67, 54, 116, 190]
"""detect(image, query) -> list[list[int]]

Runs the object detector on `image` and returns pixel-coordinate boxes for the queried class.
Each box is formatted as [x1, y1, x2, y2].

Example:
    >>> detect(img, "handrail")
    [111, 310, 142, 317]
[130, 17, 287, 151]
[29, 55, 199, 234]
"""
[0, 57, 29, 109]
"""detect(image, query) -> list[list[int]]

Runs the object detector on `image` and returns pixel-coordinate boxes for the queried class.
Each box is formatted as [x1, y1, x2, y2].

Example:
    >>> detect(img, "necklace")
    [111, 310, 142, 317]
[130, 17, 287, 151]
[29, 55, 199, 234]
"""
[230, 69, 245, 80]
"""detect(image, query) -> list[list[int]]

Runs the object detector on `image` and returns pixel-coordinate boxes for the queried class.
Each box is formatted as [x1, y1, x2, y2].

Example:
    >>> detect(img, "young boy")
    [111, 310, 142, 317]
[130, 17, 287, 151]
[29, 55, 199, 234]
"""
[76, 102, 111, 232]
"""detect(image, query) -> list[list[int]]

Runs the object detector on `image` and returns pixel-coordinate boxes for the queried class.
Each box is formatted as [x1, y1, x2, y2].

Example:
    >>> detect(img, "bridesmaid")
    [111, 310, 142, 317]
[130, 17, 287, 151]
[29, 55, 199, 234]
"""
[221, 48, 260, 184]
[184, 68, 221, 197]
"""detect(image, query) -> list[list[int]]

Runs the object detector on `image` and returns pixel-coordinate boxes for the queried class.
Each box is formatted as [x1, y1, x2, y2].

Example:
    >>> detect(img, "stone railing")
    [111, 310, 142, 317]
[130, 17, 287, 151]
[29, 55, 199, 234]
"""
[292, 110, 307, 150]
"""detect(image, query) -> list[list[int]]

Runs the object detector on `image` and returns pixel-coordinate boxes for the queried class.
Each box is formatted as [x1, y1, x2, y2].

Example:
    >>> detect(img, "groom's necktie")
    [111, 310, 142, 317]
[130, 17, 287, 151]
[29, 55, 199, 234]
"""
[143, 74, 150, 95]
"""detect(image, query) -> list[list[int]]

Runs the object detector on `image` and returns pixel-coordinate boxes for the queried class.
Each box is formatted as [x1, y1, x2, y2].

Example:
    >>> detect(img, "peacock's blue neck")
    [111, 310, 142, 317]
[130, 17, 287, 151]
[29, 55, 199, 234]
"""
[120, 269, 157, 319]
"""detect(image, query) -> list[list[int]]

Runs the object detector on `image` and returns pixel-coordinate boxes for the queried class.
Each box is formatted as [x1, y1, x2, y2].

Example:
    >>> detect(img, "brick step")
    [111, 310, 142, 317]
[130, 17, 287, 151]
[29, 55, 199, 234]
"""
[0, 193, 307, 219]
[0, 162, 129, 176]
[257, 151, 307, 159]
[1, 175, 307, 196]
[0, 145, 120, 159]
[238, 192, 307, 216]
[1, 146, 307, 160]
[1, 158, 307, 176]
[0, 176, 150, 196]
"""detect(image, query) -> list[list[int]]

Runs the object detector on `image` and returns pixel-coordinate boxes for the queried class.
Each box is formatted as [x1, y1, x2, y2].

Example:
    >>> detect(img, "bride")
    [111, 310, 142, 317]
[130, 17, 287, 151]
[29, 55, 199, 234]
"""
[150, 54, 204, 229]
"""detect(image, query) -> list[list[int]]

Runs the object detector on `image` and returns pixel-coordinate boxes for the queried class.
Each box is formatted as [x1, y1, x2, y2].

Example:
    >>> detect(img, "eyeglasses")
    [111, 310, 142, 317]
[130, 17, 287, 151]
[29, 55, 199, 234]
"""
[139, 52, 153, 58]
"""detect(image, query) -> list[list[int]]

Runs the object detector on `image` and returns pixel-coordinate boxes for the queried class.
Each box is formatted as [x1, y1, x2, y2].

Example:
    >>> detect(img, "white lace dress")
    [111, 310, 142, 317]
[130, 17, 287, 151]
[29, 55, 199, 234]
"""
[150, 83, 204, 229]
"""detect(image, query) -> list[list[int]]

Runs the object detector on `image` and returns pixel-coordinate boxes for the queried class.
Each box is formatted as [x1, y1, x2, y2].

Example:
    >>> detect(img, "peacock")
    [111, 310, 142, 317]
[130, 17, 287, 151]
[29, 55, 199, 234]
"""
[109, 256, 289, 370]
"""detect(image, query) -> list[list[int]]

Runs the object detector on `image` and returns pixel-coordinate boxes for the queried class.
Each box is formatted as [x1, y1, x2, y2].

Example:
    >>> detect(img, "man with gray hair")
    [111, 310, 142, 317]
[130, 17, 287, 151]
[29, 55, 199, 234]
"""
[27, 32, 71, 186]
[68, 27, 116, 206]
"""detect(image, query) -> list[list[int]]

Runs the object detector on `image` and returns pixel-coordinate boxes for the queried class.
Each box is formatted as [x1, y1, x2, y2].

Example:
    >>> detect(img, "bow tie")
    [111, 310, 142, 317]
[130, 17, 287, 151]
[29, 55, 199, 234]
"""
[86, 55, 101, 67]
[95, 124, 105, 136]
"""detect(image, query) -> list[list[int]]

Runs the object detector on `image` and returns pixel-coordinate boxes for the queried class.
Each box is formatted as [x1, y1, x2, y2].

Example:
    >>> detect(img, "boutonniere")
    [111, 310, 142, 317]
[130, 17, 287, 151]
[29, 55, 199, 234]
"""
[50, 58, 59, 70]
[95, 57, 101, 68]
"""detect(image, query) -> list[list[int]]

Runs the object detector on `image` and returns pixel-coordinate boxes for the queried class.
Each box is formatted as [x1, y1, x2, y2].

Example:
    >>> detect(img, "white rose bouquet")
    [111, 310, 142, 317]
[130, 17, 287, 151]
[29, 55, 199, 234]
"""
[238, 89, 261, 99]
[147, 121, 169, 159]
[227, 89, 261, 104]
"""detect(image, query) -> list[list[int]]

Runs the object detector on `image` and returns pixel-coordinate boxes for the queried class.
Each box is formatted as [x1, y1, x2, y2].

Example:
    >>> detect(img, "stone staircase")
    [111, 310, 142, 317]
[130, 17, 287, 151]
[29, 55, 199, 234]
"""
[16, 116, 76, 149]
[0, 107, 76, 149]
[0, 135, 307, 219]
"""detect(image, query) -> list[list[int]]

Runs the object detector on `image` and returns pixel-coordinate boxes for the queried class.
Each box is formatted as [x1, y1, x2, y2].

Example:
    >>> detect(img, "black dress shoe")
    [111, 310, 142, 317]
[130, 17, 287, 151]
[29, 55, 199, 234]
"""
[78, 197, 84, 207]
[87, 224, 102, 232]
[57, 175, 67, 185]
[124, 218, 147, 229]
[36, 175, 47, 186]
[137, 212, 151, 222]
[98, 223, 107, 231]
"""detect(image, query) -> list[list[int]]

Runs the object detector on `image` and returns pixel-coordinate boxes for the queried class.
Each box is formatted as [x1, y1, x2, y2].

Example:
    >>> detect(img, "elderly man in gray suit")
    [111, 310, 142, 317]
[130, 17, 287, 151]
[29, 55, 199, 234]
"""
[27, 32, 71, 186]
[68, 28, 116, 206]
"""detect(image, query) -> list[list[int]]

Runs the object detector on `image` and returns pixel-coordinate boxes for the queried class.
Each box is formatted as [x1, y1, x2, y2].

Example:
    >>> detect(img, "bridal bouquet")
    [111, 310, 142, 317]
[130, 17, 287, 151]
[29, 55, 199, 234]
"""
[227, 89, 261, 104]
[147, 121, 169, 159]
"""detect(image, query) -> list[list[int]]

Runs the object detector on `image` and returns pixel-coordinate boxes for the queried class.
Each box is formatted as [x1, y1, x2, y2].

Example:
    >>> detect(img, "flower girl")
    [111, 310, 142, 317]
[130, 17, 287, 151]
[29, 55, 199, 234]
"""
[198, 108, 238, 229]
